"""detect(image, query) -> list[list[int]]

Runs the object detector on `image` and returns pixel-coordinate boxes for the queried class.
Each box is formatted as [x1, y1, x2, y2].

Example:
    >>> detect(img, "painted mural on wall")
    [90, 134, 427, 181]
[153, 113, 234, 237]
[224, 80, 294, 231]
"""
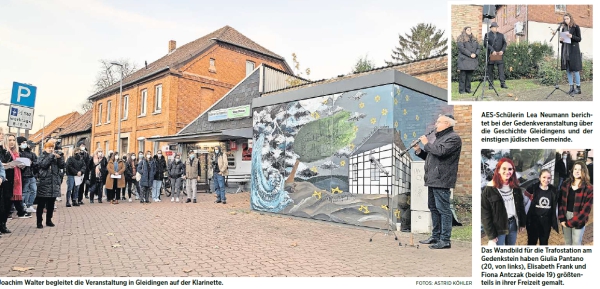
[480, 149, 557, 191]
[251, 84, 452, 229]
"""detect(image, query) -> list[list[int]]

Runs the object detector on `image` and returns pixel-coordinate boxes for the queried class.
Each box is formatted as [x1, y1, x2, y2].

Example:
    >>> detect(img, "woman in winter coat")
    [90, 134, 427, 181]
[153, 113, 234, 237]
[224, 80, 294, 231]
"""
[558, 160, 593, 245]
[524, 169, 559, 245]
[88, 148, 106, 203]
[36, 141, 66, 228]
[137, 151, 157, 204]
[559, 13, 583, 95]
[481, 157, 527, 245]
[106, 152, 126, 204]
[0, 131, 31, 234]
[168, 153, 186, 203]
[457, 26, 480, 94]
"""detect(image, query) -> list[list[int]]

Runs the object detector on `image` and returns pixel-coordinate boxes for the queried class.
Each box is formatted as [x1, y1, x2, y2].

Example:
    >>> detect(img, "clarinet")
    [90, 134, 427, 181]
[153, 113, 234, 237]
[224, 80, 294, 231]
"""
[398, 128, 436, 157]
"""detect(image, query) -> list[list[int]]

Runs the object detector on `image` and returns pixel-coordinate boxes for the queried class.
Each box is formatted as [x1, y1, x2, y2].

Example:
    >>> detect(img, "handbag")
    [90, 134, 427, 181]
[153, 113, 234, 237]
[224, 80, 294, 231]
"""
[135, 172, 142, 182]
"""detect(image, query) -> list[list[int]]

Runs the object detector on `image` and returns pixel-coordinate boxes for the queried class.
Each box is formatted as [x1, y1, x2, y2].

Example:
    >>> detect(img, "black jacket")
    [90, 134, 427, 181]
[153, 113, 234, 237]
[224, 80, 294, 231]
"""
[481, 185, 527, 240]
[415, 127, 462, 189]
[526, 182, 559, 233]
[154, 155, 167, 180]
[485, 31, 507, 64]
[66, 154, 86, 176]
[36, 151, 66, 198]
[0, 146, 16, 199]
[19, 147, 38, 178]
[80, 150, 91, 180]
[560, 24, 582, 71]
[168, 160, 186, 178]
[457, 38, 480, 71]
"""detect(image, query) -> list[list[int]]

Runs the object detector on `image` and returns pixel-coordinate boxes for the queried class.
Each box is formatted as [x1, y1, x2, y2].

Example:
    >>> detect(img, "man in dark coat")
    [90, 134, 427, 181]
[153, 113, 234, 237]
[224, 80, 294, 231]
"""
[413, 114, 462, 249]
[77, 142, 91, 203]
[65, 148, 86, 207]
[485, 22, 508, 89]
[137, 151, 157, 204]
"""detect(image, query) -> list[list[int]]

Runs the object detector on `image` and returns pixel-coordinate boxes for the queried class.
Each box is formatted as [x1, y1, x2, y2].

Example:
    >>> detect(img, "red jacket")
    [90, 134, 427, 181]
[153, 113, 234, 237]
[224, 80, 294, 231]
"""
[558, 180, 593, 229]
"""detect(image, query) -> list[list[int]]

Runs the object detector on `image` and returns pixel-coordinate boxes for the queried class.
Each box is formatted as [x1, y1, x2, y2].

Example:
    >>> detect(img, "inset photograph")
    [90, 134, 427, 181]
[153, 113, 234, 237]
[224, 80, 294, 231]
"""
[480, 149, 593, 245]
[450, 4, 593, 101]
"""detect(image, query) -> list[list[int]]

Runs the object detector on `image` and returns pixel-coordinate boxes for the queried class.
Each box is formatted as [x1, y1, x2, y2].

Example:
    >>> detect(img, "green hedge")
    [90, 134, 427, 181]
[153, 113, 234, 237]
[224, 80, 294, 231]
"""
[451, 40, 553, 82]
[537, 56, 593, 85]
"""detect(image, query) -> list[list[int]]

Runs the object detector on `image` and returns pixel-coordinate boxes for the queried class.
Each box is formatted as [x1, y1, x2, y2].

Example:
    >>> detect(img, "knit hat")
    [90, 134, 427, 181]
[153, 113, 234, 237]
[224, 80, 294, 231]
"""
[17, 136, 27, 145]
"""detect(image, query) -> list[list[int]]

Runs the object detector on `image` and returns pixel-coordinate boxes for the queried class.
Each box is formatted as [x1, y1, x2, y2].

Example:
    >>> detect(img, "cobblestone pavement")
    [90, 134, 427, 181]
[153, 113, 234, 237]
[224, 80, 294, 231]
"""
[0, 185, 471, 277]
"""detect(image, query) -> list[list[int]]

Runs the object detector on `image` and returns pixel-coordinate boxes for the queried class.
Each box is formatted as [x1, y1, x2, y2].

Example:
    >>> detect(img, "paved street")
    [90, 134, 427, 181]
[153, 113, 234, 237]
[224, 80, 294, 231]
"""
[0, 185, 471, 277]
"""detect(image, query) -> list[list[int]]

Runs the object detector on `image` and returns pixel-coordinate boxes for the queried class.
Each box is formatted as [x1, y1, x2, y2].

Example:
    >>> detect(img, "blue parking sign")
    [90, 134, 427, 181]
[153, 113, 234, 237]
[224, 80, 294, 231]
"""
[11, 82, 37, 108]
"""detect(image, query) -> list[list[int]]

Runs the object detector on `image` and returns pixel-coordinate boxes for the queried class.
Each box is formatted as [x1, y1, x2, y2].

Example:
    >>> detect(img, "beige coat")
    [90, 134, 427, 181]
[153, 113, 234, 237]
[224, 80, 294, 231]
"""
[215, 153, 228, 176]
[106, 160, 126, 188]
[185, 157, 200, 178]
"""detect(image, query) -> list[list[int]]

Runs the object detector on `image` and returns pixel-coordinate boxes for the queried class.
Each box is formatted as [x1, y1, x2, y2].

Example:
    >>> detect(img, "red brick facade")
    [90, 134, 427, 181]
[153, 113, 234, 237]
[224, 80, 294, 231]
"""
[496, 5, 593, 44]
[92, 44, 288, 154]
[451, 5, 484, 41]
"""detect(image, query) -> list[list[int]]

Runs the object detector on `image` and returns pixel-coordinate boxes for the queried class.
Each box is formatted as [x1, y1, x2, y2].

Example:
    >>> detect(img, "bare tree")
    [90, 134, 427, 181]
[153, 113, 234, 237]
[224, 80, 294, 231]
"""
[81, 59, 138, 112]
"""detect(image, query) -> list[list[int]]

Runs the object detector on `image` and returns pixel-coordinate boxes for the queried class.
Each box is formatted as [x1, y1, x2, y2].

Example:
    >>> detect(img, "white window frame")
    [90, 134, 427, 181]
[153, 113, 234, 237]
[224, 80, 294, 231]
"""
[138, 139, 145, 154]
[106, 100, 112, 123]
[122, 95, 129, 120]
[516, 5, 521, 16]
[95, 142, 100, 151]
[154, 84, 162, 113]
[246, 60, 255, 76]
[97, 103, 103, 125]
[555, 5, 566, 13]
[104, 141, 109, 153]
[140, 89, 147, 116]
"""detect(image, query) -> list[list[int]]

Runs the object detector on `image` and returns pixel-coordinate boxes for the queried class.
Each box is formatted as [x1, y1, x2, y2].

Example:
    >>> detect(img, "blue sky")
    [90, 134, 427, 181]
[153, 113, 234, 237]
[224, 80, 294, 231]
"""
[0, 0, 448, 132]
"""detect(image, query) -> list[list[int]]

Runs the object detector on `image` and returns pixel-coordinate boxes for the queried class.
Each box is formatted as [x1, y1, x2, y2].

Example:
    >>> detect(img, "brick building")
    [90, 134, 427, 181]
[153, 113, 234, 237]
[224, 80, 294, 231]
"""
[451, 5, 485, 41]
[58, 109, 93, 158]
[495, 5, 593, 58]
[88, 26, 292, 155]
[29, 112, 81, 155]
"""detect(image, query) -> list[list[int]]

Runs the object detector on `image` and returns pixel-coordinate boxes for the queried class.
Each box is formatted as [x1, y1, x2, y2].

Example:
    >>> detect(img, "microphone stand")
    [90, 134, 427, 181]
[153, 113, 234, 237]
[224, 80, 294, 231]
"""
[472, 20, 499, 100]
[546, 23, 571, 99]
[368, 156, 402, 247]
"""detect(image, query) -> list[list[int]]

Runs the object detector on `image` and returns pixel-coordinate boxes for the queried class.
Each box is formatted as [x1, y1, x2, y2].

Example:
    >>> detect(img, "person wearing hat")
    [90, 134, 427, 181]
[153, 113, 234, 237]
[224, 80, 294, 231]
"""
[17, 136, 38, 213]
[412, 114, 462, 249]
[485, 22, 508, 89]
[184, 149, 201, 203]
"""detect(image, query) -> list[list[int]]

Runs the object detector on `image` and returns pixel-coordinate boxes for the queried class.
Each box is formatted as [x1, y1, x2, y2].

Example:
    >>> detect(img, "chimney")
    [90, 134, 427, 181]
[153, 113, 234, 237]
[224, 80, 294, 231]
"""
[168, 40, 176, 53]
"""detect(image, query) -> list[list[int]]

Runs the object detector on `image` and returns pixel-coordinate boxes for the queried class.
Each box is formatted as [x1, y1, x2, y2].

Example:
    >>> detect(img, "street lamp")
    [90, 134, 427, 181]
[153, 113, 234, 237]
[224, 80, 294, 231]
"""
[109, 62, 124, 153]
[39, 114, 46, 154]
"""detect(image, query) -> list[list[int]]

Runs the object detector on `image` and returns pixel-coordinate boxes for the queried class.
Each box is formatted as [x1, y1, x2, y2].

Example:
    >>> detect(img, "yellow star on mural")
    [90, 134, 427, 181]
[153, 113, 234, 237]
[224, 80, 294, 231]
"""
[348, 143, 355, 150]
[314, 112, 320, 119]
[415, 115, 420, 121]
[394, 121, 398, 128]
[394, 98, 398, 105]
[310, 166, 318, 173]
[353, 126, 359, 132]
[312, 191, 322, 200]
[394, 209, 401, 219]
[412, 131, 417, 137]
[358, 205, 370, 214]
[405, 94, 410, 101]
[322, 98, 328, 104]
[396, 88, 401, 96]
[381, 205, 389, 210]
[340, 160, 346, 167]
[359, 102, 365, 109]
[381, 109, 388, 116]
[331, 187, 343, 194]
[374, 95, 381, 102]
[403, 109, 407, 115]
[404, 133, 408, 140]
[370, 118, 377, 124]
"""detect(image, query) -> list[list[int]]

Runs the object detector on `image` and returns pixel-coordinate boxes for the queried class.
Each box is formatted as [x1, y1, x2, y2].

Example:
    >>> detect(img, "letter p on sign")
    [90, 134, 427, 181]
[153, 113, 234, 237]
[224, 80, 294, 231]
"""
[11, 82, 37, 108]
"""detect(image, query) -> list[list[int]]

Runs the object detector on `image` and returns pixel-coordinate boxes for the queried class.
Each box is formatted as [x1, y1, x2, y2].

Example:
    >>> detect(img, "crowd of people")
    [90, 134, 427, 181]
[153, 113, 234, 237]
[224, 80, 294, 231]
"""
[482, 157, 593, 246]
[0, 125, 229, 236]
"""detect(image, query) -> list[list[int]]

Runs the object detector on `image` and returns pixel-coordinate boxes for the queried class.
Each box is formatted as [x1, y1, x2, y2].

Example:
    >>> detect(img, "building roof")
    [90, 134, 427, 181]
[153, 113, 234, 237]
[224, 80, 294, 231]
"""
[352, 127, 404, 156]
[262, 54, 448, 96]
[89, 25, 290, 100]
[58, 109, 93, 137]
[29, 112, 81, 144]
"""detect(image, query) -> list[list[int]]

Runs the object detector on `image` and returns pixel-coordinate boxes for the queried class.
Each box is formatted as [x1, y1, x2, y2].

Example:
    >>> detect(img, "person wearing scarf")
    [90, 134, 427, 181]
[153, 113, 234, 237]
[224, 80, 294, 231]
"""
[0, 133, 31, 234]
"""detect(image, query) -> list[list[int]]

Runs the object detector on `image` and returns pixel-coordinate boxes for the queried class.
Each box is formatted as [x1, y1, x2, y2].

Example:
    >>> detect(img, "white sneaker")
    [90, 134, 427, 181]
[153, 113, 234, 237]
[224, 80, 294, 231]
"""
[135, 196, 139, 200]
[171, 197, 174, 202]
[176, 197, 180, 203]
[57, 197, 62, 202]
[128, 198, 132, 203]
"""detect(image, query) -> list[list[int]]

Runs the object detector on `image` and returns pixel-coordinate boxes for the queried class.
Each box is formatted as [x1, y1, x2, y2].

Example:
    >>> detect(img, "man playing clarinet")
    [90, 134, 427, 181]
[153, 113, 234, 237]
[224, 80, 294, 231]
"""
[413, 114, 462, 249]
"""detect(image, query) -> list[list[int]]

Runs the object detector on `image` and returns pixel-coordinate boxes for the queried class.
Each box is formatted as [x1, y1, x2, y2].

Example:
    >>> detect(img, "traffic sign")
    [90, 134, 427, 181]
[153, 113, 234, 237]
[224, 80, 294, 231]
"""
[7, 104, 34, 130]
[11, 82, 37, 108]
